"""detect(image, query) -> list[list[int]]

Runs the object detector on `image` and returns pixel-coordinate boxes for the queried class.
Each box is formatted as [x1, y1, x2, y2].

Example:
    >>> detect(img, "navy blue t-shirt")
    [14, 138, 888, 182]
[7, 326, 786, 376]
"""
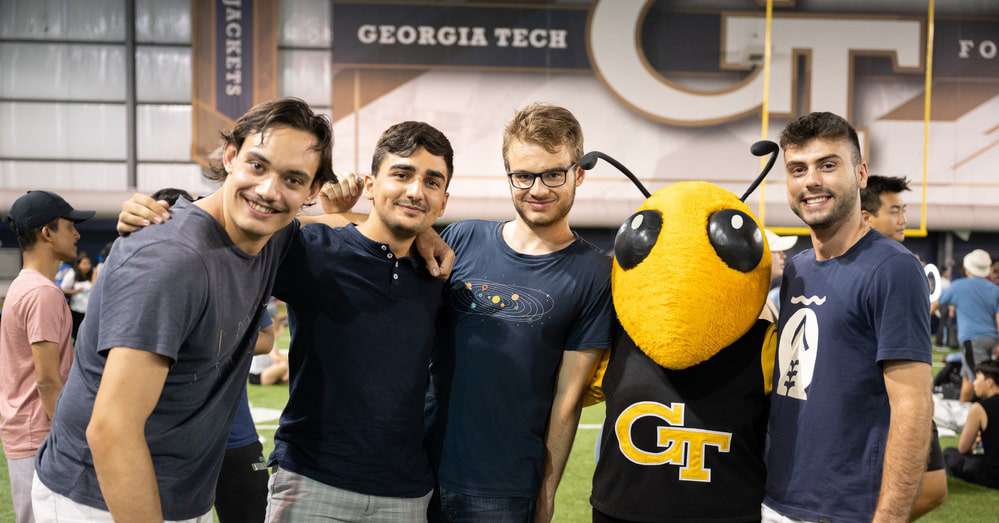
[269, 223, 443, 498]
[765, 231, 931, 522]
[428, 220, 613, 498]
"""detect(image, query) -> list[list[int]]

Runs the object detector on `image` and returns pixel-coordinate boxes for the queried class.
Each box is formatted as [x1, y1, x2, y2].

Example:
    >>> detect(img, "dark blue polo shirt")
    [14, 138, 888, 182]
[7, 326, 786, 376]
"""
[269, 223, 443, 498]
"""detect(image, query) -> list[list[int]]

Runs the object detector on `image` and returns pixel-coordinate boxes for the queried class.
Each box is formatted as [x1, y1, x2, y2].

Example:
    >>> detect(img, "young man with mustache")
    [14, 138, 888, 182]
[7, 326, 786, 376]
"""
[264, 121, 453, 522]
[764, 112, 933, 523]
[32, 98, 334, 522]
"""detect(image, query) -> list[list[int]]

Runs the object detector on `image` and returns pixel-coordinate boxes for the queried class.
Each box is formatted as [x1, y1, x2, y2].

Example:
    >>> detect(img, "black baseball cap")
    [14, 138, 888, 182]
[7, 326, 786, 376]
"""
[7, 190, 95, 234]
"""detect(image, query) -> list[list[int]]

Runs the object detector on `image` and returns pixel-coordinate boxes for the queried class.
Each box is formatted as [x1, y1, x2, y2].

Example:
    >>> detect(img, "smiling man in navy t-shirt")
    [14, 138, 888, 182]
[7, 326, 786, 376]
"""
[764, 112, 932, 523]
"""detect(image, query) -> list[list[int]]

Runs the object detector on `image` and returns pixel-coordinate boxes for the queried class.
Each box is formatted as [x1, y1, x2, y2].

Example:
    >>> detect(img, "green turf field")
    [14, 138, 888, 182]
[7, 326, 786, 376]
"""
[4, 345, 999, 521]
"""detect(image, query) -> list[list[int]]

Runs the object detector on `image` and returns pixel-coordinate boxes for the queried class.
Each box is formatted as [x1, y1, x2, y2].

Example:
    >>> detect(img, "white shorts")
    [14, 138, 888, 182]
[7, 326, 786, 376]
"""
[31, 472, 211, 523]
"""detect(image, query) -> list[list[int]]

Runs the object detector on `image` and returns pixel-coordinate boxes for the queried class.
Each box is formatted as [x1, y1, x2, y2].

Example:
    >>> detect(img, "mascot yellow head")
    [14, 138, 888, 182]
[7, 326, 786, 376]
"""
[583, 142, 779, 370]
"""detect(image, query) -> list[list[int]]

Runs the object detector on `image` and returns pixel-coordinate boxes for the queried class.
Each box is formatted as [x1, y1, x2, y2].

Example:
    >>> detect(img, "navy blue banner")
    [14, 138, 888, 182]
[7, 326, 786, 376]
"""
[216, 0, 255, 120]
[934, 19, 999, 78]
[331, 2, 590, 70]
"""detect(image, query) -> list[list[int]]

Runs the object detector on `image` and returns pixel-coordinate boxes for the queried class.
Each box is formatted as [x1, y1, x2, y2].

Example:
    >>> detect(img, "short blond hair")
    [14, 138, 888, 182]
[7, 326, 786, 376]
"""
[502, 104, 583, 170]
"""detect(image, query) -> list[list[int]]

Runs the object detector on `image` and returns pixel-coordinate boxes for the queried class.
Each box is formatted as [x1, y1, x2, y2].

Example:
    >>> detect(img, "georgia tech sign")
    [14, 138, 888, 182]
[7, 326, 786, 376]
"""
[615, 401, 732, 482]
[334, 2, 999, 126]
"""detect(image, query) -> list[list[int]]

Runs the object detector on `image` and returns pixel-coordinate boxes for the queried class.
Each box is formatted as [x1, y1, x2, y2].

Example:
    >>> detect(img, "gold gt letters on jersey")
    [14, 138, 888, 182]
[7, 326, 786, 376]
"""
[615, 401, 732, 482]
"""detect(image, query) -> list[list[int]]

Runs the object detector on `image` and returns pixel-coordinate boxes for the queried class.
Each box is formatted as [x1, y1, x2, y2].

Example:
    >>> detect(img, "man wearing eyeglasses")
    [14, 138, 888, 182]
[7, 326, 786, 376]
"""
[425, 104, 613, 523]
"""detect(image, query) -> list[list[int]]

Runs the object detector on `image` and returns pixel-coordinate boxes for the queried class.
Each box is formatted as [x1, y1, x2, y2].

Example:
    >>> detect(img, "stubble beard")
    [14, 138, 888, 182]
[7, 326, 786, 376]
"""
[792, 185, 858, 232]
[514, 187, 575, 229]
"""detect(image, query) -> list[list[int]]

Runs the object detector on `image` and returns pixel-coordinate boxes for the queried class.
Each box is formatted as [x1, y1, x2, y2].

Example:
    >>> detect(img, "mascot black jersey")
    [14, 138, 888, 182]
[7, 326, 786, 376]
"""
[591, 320, 776, 523]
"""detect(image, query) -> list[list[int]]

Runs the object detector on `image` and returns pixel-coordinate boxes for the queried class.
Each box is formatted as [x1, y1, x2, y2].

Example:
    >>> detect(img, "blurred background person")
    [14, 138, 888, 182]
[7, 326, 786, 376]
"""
[943, 360, 999, 490]
[59, 252, 95, 340]
[762, 229, 797, 322]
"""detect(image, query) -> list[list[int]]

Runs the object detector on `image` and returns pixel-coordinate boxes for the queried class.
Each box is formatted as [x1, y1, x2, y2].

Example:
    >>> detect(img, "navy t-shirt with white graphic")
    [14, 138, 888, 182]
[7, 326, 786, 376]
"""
[765, 231, 931, 522]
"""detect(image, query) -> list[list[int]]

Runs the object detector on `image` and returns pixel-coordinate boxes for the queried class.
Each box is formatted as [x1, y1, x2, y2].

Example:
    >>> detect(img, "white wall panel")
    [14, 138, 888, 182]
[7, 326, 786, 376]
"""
[136, 46, 191, 102]
[0, 0, 125, 40]
[0, 43, 126, 100]
[135, 0, 190, 43]
[280, 0, 330, 47]
[136, 104, 191, 161]
[137, 163, 218, 196]
[279, 49, 331, 106]
[0, 160, 127, 190]
[0, 102, 125, 159]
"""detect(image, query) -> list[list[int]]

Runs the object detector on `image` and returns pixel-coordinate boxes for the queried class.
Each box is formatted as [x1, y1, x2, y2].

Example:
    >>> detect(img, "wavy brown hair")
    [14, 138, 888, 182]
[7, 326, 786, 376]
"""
[502, 104, 583, 170]
[206, 97, 335, 189]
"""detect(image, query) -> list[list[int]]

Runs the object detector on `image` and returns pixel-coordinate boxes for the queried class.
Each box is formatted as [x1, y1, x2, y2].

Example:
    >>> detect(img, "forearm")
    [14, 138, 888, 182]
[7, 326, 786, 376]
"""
[872, 392, 932, 522]
[35, 379, 63, 419]
[31, 341, 65, 419]
[88, 421, 163, 522]
[298, 212, 365, 228]
[535, 395, 584, 522]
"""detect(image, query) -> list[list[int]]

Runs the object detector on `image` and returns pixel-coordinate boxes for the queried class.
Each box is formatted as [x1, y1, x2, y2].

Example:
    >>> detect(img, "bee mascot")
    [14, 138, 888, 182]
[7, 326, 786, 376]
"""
[584, 143, 781, 523]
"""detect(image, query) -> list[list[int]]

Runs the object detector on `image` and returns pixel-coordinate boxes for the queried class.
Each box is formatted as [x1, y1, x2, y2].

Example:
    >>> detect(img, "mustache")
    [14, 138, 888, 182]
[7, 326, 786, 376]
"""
[394, 199, 428, 212]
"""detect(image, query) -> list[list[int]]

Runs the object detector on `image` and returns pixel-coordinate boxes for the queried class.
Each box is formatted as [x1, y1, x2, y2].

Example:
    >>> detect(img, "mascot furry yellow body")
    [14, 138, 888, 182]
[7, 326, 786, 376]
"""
[588, 179, 779, 523]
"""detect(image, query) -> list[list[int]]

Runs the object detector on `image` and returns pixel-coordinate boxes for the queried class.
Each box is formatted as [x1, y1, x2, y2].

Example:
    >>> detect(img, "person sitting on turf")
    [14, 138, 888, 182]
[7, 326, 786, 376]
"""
[944, 359, 999, 489]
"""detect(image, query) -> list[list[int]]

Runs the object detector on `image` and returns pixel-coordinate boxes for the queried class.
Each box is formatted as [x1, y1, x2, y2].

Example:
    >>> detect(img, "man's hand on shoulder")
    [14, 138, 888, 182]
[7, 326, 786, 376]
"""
[414, 227, 454, 280]
[320, 172, 363, 214]
[117, 193, 171, 235]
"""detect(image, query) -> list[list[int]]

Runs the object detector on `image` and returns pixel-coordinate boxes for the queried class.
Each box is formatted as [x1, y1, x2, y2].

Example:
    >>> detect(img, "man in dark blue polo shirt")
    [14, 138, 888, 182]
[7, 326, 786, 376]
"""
[264, 121, 454, 522]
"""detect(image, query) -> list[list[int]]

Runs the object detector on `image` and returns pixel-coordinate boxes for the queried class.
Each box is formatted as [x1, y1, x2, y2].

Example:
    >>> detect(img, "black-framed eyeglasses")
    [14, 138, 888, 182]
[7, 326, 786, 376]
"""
[506, 163, 576, 189]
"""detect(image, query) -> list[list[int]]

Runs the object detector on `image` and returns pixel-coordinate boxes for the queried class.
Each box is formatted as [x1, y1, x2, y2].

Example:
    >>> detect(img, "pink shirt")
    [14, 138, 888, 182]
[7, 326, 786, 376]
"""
[0, 268, 73, 459]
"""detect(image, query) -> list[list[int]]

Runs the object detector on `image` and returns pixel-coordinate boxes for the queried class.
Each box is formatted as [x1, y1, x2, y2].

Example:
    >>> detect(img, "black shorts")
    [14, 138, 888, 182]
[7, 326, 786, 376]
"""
[248, 372, 262, 385]
[215, 440, 268, 523]
[927, 421, 945, 471]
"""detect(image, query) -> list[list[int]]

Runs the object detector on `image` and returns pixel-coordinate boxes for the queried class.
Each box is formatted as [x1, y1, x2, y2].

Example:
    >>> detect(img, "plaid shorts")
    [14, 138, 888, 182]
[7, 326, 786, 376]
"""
[265, 466, 432, 522]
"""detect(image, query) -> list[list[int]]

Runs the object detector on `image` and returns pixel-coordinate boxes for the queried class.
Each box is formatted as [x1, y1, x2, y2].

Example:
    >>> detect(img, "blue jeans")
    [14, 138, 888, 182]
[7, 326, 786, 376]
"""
[427, 486, 534, 523]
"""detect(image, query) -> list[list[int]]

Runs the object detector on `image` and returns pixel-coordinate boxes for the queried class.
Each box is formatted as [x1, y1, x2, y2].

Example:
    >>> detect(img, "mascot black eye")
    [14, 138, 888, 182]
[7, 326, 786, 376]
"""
[615, 210, 662, 270]
[707, 209, 763, 273]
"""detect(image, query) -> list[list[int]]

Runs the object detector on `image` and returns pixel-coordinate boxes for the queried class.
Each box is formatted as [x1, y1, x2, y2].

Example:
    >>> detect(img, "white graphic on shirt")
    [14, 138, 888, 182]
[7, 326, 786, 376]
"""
[776, 306, 820, 400]
[450, 278, 554, 323]
[790, 295, 826, 306]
